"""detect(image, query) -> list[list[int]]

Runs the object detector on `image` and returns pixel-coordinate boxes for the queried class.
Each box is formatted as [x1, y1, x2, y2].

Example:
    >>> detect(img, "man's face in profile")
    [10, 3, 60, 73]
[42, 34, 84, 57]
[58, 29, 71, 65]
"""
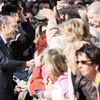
[4, 16, 19, 41]
[87, 10, 100, 28]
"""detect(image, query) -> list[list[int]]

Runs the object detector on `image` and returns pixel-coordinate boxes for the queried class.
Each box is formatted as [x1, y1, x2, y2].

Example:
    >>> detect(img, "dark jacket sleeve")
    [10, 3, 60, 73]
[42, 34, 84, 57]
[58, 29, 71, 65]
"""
[0, 48, 26, 72]
[0, 59, 26, 73]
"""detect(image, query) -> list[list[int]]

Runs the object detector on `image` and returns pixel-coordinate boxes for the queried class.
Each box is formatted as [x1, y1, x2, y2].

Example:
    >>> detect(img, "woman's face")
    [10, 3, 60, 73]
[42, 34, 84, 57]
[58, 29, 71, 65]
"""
[76, 52, 97, 77]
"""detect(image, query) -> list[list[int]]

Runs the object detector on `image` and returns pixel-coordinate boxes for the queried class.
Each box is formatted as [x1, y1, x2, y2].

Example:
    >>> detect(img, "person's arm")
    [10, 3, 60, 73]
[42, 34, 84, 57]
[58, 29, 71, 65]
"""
[0, 49, 25, 70]
[30, 66, 45, 96]
[46, 18, 60, 45]
[15, 1, 35, 49]
[41, 9, 60, 45]
[17, 1, 27, 22]
[0, 48, 34, 71]
[29, 51, 45, 96]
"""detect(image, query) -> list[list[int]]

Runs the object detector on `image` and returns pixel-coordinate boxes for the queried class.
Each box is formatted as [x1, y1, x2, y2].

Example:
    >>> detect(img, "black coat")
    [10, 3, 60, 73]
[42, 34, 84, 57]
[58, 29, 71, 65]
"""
[0, 37, 26, 100]
[72, 73, 98, 100]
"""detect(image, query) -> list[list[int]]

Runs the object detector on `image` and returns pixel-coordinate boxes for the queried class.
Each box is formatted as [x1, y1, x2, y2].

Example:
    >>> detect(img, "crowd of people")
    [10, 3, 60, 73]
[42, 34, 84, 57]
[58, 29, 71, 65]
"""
[0, 0, 100, 100]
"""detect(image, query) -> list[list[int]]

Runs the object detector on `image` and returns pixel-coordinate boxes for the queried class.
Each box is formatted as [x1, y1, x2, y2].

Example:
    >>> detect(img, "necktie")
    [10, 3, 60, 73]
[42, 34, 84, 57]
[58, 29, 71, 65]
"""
[6, 42, 12, 58]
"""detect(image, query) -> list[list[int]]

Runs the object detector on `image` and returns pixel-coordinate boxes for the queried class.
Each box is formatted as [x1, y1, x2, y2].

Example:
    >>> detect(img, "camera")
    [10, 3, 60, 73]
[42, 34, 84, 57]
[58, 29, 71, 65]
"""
[13, 75, 20, 84]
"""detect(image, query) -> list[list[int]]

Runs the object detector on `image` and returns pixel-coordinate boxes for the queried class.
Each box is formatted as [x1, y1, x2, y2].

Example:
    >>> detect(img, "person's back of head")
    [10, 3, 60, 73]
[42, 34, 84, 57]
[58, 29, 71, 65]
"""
[38, 0, 53, 10]
[59, 18, 91, 41]
[43, 48, 67, 78]
[58, 7, 81, 21]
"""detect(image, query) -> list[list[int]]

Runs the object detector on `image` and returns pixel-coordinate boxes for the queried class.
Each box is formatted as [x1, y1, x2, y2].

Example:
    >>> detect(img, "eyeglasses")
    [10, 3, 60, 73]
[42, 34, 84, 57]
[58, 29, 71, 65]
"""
[76, 60, 92, 65]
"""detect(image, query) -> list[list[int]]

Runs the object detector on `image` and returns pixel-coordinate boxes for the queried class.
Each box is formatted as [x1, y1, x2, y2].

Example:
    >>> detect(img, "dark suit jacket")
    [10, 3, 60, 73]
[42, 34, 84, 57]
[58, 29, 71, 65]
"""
[0, 36, 26, 100]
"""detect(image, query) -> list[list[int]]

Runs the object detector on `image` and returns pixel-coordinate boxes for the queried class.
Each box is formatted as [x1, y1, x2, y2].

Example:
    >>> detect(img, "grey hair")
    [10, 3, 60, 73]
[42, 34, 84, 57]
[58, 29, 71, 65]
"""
[0, 16, 10, 25]
[88, 1, 100, 14]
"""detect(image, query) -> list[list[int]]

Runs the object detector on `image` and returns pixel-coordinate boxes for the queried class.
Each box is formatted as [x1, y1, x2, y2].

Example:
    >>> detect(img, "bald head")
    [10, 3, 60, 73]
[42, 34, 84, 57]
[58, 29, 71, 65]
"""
[88, 1, 100, 14]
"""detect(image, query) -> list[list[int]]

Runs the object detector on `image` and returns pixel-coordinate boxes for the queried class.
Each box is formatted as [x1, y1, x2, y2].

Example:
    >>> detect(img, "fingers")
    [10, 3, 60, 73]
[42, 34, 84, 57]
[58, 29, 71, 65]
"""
[40, 8, 55, 20]
[15, 80, 27, 92]
[26, 59, 35, 68]
[34, 51, 43, 67]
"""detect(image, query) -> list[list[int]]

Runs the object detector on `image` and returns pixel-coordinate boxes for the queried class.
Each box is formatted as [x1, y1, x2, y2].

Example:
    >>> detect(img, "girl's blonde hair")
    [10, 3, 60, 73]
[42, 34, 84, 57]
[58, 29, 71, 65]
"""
[59, 18, 91, 41]
[43, 48, 67, 77]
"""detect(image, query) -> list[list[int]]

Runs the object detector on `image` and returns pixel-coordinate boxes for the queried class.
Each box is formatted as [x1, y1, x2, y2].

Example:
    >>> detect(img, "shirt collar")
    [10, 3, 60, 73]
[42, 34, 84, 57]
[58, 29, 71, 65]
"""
[0, 34, 8, 44]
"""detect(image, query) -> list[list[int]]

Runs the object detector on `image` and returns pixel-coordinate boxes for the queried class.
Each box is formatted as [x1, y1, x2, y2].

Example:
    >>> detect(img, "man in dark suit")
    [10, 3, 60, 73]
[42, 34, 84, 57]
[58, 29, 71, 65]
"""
[0, 15, 34, 100]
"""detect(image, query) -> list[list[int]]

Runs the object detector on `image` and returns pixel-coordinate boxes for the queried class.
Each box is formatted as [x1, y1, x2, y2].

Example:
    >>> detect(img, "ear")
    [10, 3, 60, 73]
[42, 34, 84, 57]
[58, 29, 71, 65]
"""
[1, 24, 6, 31]
[95, 65, 99, 71]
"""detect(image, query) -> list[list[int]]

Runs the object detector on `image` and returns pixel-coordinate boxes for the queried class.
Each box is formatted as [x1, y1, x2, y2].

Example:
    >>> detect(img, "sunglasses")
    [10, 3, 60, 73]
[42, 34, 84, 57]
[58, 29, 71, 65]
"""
[76, 60, 92, 65]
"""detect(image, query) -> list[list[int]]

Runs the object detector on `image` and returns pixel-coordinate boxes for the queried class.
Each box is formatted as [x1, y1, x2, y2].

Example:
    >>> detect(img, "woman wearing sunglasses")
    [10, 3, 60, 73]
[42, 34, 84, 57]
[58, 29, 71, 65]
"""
[76, 43, 100, 100]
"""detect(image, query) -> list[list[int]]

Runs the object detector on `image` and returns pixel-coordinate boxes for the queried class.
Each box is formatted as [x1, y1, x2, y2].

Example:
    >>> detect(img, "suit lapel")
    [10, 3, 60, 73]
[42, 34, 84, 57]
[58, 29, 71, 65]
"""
[0, 36, 11, 59]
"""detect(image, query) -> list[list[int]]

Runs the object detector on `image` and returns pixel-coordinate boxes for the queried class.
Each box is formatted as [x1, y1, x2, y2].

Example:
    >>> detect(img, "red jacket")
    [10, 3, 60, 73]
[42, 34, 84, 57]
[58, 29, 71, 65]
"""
[30, 66, 45, 96]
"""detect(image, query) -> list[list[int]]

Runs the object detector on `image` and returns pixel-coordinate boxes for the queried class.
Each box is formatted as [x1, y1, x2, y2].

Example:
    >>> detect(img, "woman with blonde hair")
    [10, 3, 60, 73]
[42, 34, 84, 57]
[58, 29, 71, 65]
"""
[43, 48, 67, 83]
[29, 48, 76, 100]
[29, 47, 72, 100]
[61, 19, 97, 100]
[59, 18, 91, 43]
[42, 48, 70, 100]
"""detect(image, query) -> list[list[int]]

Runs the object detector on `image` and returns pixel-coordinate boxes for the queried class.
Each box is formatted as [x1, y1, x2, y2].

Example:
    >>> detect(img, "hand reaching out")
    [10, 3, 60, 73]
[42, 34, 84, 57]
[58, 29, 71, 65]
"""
[40, 8, 56, 20]
[17, 1, 27, 22]
[18, 1, 24, 14]
[34, 51, 43, 67]
[26, 59, 35, 68]
[15, 80, 27, 92]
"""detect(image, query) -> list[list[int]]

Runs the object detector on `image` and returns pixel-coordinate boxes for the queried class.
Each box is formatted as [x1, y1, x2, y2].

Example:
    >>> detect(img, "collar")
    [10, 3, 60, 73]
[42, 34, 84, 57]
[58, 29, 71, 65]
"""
[0, 34, 7, 44]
